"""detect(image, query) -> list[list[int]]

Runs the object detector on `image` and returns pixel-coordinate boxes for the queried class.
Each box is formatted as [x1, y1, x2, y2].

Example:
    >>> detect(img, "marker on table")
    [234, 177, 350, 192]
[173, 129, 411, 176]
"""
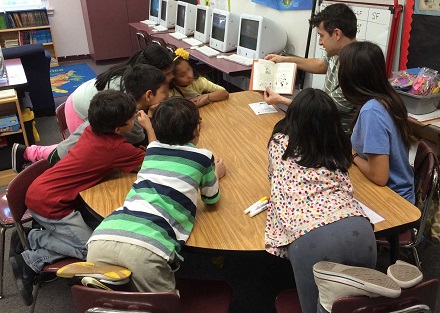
[244, 196, 268, 214]
[249, 203, 269, 217]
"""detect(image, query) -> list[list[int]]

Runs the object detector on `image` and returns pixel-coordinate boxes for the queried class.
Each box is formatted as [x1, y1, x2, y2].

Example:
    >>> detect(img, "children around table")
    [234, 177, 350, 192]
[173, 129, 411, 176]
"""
[10, 90, 150, 306]
[264, 88, 377, 313]
[169, 48, 229, 107]
[86, 97, 226, 292]
[12, 64, 169, 170]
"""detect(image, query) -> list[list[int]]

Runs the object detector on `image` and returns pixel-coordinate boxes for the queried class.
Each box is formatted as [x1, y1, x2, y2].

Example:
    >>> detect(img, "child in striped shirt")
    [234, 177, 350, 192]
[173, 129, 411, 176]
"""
[86, 97, 226, 292]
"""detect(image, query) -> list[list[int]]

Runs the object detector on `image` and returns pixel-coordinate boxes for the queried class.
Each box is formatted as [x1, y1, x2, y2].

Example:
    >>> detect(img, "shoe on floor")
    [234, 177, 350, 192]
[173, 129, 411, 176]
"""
[11, 143, 27, 173]
[56, 262, 131, 281]
[9, 254, 38, 306]
[387, 260, 423, 289]
[9, 228, 31, 257]
[313, 261, 401, 312]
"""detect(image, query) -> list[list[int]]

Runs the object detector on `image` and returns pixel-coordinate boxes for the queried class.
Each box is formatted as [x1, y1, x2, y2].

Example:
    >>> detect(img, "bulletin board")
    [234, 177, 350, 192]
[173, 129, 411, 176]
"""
[310, 0, 402, 89]
[402, 0, 440, 71]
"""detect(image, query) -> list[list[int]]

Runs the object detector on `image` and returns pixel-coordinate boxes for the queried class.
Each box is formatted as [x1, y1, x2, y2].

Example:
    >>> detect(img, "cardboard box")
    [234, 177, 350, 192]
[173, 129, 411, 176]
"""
[0, 114, 19, 132]
[397, 90, 440, 115]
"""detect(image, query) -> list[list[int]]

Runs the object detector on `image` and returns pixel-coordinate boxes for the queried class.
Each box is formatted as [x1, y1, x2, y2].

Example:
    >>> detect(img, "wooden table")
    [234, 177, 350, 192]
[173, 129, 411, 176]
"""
[80, 91, 420, 255]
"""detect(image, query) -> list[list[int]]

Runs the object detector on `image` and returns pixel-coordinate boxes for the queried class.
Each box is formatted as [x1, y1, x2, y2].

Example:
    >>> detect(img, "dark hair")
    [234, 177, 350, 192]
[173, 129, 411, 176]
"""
[309, 3, 357, 39]
[88, 90, 136, 134]
[152, 97, 199, 145]
[269, 88, 352, 172]
[94, 45, 173, 91]
[122, 64, 167, 100]
[338, 41, 413, 147]
[169, 57, 200, 97]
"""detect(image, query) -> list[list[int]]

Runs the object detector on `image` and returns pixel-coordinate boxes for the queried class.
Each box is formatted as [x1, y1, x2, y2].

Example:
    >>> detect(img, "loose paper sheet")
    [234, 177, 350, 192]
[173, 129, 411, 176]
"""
[249, 102, 278, 115]
[357, 200, 385, 224]
[408, 110, 440, 122]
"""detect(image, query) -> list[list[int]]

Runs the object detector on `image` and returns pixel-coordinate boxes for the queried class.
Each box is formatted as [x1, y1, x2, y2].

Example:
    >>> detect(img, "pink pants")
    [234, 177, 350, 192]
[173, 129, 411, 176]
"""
[24, 95, 83, 162]
[64, 94, 85, 134]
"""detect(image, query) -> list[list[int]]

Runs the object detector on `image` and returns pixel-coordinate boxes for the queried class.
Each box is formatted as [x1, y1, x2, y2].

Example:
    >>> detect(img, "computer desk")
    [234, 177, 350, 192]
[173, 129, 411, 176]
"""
[80, 91, 420, 262]
[129, 22, 252, 76]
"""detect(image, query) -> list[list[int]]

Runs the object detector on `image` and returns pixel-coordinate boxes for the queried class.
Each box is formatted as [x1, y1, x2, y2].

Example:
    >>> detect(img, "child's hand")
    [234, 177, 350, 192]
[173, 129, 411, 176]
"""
[191, 95, 210, 107]
[263, 87, 292, 106]
[137, 110, 153, 130]
[214, 158, 226, 179]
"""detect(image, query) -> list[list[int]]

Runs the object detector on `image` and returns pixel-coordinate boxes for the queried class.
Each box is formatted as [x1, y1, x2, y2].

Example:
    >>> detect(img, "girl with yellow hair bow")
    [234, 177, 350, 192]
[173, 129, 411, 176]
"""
[170, 48, 229, 107]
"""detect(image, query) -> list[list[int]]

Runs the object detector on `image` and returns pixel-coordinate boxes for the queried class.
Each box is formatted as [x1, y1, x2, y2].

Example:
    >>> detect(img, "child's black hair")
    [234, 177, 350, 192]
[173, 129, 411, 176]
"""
[169, 57, 200, 98]
[152, 97, 199, 145]
[270, 88, 352, 172]
[94, 45, 173, 91]
[88, 90, 136, 134]
[122, 64, 167, 100]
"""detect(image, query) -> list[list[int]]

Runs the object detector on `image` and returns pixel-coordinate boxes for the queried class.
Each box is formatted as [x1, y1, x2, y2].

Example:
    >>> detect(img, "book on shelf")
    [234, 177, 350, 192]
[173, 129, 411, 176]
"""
[249, 59, 297, 95]
[0, 14, 7, 29]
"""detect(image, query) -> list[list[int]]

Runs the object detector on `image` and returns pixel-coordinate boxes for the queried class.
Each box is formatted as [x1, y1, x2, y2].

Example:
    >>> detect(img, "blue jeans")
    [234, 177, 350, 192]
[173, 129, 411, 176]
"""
[287, 216, 377, 313]
[22, 210, 92, 273]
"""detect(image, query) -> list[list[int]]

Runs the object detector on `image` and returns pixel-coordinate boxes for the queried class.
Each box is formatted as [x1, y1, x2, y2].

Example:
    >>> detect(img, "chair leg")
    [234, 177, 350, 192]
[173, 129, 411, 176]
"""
[29, 282, 40, 313]
[412, 247, 422, 271]
[0, 227, 6, 299]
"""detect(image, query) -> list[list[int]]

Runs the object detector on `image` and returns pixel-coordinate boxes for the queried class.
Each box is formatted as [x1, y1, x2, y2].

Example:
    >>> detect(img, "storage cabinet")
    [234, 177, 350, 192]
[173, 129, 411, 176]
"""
[0, 90, 29, 146]
[0, 10, 58, 66]
[80, 0, 149, 62]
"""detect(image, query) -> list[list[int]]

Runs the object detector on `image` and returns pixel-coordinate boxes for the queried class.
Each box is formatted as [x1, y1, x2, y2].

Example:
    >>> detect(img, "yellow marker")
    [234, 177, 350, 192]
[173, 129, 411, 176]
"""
[244, 196, 268, 214]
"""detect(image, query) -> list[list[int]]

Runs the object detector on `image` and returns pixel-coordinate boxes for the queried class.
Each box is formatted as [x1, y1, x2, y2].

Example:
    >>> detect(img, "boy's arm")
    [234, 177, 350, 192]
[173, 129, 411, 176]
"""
[137, 110, 156, 142]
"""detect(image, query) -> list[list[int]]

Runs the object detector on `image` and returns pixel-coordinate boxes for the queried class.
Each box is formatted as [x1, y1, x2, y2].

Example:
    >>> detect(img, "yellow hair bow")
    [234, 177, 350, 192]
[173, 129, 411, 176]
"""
[174, 48, 190, 61]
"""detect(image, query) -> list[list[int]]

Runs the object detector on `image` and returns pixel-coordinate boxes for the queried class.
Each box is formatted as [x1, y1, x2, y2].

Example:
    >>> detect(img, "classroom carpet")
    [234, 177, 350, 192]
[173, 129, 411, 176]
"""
[50, 63, 96, 97]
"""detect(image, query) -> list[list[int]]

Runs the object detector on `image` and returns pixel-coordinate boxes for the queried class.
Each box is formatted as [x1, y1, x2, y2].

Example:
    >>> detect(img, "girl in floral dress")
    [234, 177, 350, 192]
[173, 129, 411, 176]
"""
[265, 88, 377, 313]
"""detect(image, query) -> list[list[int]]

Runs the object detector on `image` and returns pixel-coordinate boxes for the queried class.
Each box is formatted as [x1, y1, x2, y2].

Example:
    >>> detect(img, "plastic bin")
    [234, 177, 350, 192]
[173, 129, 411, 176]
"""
[397, 90, 440, 115]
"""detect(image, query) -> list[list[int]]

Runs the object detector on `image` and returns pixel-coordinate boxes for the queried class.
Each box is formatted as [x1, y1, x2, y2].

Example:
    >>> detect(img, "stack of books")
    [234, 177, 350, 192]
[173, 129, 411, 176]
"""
[4, 38, 19, 48]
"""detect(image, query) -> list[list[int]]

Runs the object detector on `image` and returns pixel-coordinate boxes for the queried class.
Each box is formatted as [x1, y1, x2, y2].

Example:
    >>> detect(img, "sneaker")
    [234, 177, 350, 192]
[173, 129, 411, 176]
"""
[9, 254, 38, 306]
[9, 228, 31, 257]
[56, 262, 131, 281]
[313, 261, 401, 312]
[81, 277, 114, 291]
[387, 260, 423, 288]
[11, 143, 27, 173]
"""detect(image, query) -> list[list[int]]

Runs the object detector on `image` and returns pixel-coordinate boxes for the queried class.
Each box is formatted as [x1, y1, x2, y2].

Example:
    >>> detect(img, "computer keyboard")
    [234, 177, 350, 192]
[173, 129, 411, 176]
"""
[224, 54, 254, 67]
[182, 37, 203, 47]
[169, 32, 187, 40]
[195, 45, 221, 57]
[153, 25, 169, 32]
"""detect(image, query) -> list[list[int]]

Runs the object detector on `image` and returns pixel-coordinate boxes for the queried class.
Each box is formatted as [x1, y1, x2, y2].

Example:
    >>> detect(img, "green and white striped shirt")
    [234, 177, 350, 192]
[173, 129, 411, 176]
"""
[88, 141, 220, 261]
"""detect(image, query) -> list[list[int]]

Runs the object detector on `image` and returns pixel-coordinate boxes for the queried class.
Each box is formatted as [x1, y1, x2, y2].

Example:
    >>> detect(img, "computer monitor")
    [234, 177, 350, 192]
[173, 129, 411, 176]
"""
[149, 0, 161, 24]
[175, 1, 197, 36]
[237, 14, 287, 60]
[159, 0, 177, 29]
[194, 5, 213, 44]
[209, 9, 240, 53]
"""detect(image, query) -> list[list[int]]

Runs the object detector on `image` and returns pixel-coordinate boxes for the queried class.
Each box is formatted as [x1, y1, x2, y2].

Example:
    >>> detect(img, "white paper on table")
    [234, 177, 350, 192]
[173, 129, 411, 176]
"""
[431, 121, 440, 128]
[408, 110, 440, 122]
[140, 19, 157, 26]
[357, 200, 385, 224]
[249, 102, 278, 115]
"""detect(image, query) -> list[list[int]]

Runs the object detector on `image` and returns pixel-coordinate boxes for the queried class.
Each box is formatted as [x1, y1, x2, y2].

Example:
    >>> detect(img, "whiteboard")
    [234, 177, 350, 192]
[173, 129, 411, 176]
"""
[311, 1, 393, 89]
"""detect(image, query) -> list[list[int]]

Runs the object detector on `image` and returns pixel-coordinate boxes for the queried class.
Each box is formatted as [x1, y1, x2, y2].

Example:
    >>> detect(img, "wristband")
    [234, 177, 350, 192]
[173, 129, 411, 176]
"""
[352, 153, 359, 161]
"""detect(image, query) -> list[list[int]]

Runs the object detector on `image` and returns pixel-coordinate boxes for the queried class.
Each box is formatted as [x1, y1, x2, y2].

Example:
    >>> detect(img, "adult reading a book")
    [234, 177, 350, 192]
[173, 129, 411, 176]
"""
[263, 3, 357, 134]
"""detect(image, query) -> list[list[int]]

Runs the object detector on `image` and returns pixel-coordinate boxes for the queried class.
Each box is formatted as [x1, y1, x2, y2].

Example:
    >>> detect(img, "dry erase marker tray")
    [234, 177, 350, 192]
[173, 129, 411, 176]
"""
[397, 90, 440, 115]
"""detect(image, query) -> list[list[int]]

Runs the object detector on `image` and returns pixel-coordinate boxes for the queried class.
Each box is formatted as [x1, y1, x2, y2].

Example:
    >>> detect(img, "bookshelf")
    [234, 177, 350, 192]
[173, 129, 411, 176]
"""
[0, 9, 58, 66]
[0, 90, 29, 146]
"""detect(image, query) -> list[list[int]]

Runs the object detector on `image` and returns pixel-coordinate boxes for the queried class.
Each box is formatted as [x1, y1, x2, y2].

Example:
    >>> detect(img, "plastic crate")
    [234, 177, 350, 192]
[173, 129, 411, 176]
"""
[397, 90, 440, 115]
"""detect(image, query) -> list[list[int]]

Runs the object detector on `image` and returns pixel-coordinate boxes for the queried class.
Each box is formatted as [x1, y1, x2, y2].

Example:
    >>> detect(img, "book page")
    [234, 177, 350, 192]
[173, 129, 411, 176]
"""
[273, 63, 297, 95]
[252, 59, 276, 91]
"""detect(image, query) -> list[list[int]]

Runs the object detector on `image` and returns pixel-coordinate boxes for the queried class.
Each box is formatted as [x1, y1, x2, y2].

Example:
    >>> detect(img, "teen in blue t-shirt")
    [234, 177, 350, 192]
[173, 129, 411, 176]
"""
[338, 41, 415, 204]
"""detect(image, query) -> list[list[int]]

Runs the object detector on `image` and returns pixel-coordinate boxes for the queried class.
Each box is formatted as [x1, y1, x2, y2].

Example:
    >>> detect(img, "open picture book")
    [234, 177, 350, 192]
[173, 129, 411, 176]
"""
[249, 59, 297, 95]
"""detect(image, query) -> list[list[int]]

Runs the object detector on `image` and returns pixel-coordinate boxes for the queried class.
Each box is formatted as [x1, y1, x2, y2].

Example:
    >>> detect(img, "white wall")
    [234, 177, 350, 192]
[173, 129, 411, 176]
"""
[47, 0, 405, 59]
[47, 0, 88, 57]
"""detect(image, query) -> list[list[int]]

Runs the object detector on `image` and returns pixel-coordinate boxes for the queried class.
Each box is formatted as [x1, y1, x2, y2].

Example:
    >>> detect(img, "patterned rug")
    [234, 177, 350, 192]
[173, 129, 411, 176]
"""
[50, 63, 96, 97]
